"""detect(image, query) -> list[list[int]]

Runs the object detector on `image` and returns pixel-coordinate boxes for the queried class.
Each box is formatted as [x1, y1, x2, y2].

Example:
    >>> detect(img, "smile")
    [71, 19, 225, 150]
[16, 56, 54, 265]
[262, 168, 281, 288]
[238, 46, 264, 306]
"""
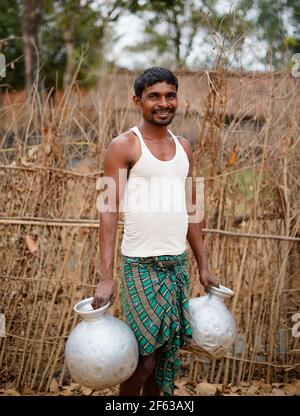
[153, 110, 173, 116]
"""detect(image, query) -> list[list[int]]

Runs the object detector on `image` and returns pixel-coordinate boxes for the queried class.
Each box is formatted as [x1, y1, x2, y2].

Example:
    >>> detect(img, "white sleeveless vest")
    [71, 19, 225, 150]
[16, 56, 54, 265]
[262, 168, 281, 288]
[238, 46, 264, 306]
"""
[120, 126, 190, 257]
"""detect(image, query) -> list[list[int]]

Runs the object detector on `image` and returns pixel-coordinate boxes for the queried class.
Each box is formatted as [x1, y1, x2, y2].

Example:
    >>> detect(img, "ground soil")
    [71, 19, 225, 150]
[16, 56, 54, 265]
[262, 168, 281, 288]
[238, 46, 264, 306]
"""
[1, 378, 299, 396]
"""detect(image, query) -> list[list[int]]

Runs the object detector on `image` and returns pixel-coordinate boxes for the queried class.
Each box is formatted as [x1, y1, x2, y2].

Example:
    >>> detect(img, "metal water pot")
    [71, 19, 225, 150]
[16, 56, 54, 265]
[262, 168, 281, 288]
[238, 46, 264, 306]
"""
[65, 298, 139, 389]
[188, 285, 236, 359]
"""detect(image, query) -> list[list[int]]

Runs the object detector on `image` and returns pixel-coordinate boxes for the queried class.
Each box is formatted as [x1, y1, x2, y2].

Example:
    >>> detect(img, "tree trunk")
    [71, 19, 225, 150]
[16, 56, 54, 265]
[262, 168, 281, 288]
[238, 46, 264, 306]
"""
[21, 0, 43, 98]
[171, 10, 182, 66]
[62, 26, 76, 89]
[62, 0, 80, 89]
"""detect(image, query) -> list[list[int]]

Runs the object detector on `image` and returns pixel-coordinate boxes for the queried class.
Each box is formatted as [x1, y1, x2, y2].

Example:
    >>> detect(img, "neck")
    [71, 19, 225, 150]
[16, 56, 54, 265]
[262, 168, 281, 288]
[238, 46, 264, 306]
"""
[138, 119, 169, 139]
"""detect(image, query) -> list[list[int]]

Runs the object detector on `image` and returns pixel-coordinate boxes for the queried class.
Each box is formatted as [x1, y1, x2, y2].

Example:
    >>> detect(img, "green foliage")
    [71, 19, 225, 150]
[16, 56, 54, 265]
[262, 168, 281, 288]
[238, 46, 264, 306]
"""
[41, 0, 106, 89]
[237, 0, 300, 67]
[1, 0, 127, 90]
[2, 0, 300, 90]
[0, 0, 24, 90]
[128, 0, 300, 70]
[127, 0, 253, 68]
[127, 0, 211, 67]
[234, 168, 255, 201]
[233, 167, 276, 217]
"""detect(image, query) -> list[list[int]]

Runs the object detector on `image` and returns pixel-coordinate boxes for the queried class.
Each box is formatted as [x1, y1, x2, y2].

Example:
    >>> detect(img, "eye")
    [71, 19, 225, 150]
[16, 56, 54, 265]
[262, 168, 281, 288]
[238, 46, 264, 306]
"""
[148, 94, 158, 100]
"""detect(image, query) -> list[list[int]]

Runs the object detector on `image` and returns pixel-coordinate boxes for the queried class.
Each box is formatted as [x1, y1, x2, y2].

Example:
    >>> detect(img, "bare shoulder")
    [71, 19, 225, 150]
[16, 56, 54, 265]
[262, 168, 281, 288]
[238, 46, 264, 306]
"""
[108, 129, 137, 150]
[106, 129, 138, 163]
[177, 136, 193, 161]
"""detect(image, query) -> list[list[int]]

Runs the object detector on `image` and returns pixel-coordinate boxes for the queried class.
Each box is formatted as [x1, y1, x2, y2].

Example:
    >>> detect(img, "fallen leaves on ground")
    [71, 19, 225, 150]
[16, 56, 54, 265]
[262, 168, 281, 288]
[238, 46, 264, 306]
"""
[1, 379, 299, 396]
[195, 382, 217, 396]
[49, 378, 59, 393]
[2, 389, 21, 396]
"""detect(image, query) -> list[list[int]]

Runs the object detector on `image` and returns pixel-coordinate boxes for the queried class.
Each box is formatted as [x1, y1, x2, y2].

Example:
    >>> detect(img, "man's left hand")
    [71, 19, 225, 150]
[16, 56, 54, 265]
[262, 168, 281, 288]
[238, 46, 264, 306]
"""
[199, 268, 220, 293]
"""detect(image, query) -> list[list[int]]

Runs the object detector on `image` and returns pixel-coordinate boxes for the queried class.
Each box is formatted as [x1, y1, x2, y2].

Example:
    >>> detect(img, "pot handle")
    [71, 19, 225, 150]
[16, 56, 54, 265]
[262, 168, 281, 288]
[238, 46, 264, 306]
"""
[74, 297, 111, 316]
[209, 285, 234, 298]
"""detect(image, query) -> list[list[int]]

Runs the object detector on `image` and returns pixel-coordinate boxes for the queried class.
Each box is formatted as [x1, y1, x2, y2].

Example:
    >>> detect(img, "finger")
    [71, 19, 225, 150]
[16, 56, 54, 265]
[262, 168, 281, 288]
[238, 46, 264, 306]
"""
[99, 297, 109, 308]
[92, 297, 102, 310]
[210, 278, 219, 288]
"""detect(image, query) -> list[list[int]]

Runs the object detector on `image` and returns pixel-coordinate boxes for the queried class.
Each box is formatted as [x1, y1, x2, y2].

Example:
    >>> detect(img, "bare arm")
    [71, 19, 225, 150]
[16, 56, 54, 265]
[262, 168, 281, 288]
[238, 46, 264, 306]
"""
[92, 136, 129, 309]
[180, 138, 220, 292]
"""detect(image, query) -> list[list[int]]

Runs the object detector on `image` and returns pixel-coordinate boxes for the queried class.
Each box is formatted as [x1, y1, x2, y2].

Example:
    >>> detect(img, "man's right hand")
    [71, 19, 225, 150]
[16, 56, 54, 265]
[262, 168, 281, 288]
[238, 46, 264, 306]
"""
[91, 278, 116, 310]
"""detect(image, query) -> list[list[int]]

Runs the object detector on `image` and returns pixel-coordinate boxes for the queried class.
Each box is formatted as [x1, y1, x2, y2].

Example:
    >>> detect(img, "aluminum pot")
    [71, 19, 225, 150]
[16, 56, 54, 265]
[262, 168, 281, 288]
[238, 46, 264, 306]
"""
[65, 298, 139, 389]
[189, 285, 236, 359]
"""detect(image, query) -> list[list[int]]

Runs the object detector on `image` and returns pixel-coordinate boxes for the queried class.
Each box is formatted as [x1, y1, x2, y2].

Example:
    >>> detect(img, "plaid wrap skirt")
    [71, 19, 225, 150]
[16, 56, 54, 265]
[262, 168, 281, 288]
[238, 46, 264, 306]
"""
[120, 250, 192, 396]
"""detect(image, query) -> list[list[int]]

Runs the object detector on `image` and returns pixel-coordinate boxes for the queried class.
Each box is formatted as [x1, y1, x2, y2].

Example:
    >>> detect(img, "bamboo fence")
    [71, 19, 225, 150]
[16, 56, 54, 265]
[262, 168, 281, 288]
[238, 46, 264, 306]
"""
[0, 69, 299, 392]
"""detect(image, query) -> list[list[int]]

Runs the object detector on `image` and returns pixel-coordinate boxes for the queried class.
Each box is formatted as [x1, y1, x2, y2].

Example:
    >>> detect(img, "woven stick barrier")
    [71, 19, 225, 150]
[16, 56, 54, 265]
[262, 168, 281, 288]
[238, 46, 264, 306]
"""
[1, 216, 300, 242]
[1, 70, 300, 391]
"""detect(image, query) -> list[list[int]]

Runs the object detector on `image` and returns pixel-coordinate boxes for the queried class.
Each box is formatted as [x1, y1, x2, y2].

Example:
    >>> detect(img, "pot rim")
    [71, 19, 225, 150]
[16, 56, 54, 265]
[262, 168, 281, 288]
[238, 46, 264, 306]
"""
[210, 285, 234, 298]
[74, 297, 111, 318]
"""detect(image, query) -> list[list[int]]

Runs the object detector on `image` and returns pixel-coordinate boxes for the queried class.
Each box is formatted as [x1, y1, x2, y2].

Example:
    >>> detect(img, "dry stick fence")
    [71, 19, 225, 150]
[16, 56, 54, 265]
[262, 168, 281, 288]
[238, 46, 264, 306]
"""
[0, 70, 299, 392]
[1, 213, 299, 390]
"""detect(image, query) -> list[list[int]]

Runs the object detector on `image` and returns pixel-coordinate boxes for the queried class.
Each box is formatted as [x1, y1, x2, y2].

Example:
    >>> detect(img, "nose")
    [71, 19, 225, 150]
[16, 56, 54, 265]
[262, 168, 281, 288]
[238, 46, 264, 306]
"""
[157, 96, 169, 107]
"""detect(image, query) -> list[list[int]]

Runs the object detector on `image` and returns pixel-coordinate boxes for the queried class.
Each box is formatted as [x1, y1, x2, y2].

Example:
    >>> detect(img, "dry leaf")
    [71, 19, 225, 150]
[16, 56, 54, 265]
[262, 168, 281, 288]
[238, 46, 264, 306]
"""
[101, 388, 110, 394]
[221, 385, 232, 394]
[212, 383, 223, 394]
[61, 383, 80, 391]
[4, 389, 20, 396]
[292, 380, 300, 392]
[195, 382, 217, 396]
[231, 386, 242, 393]
[259, 383, 272, 394]
[21, 388, 35, 396]
[175, 377, 188, 389]
[227, 150, 237, 166]
[49, 378, 59, 393]
[174, 388, 193, 396]
[25, 234, 38, 254]
[272, 388, 286, 396]
[272, 382, 284, 388]
[60, 389, 73, 396]
[247, 385, 258, 395]
[66, 383, 80, 391]
[91, 391, 101, 396]
[283, 384, 298, 396]
[81, 386, 93, 396]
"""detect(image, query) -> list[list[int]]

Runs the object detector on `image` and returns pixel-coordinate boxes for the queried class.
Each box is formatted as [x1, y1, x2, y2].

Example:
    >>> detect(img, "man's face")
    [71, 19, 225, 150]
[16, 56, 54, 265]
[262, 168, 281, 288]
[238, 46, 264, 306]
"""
[134, 82, 178, 126]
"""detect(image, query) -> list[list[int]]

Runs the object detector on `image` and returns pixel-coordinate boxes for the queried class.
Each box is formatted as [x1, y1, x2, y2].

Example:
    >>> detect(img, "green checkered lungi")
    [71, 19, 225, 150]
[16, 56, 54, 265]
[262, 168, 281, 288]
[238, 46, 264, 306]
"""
[120, 250, 192, 396]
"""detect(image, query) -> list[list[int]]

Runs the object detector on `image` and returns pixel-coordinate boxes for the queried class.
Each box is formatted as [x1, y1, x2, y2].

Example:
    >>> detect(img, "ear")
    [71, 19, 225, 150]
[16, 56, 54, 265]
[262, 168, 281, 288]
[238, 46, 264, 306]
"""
[133, 95, 142, 112]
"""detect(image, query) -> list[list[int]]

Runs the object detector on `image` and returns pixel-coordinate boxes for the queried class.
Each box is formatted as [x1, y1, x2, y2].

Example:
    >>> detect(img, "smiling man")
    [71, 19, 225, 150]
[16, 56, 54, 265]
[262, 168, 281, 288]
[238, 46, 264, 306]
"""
[92, 67, 219, 396]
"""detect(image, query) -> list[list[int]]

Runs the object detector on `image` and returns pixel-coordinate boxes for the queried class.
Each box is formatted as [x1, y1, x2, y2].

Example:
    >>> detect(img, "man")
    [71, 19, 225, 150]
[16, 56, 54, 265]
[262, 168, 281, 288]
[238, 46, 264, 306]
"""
[92, 67, 219, 396]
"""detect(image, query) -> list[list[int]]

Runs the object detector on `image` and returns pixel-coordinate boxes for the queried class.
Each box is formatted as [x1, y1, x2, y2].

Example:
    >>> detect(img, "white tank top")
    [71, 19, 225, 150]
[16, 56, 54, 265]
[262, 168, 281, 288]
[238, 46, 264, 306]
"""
[120, 126, 190, 257]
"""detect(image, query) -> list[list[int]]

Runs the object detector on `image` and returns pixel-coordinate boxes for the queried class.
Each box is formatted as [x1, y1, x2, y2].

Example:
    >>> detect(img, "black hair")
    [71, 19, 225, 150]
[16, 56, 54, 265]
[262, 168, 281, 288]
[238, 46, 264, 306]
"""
[134, 67, 178, 97]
